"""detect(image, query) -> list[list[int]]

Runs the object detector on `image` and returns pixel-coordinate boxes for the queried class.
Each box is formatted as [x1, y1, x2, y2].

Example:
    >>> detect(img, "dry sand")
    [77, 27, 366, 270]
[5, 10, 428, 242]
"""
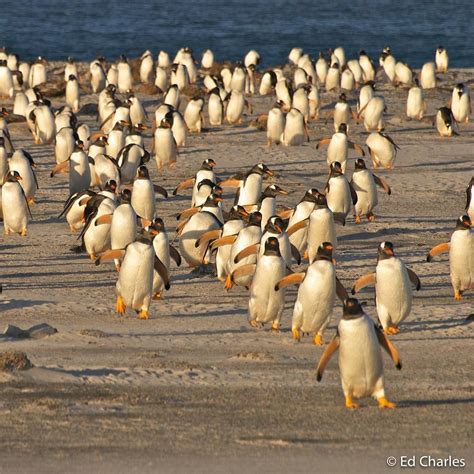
[0, 64, 473, 473]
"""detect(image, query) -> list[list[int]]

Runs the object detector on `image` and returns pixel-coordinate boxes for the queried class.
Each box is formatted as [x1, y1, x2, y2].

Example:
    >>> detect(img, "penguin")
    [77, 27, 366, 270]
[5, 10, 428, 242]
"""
[347, 59, 363, 84]
[0, 109, 13, 153]
[297, 55, 317, 86]
[54, 106, 76, 132]
[220, 67, 232, 92]
[90, 58, 106, 93]
[281, 108, 308, 146]
[178, 47, 197, 84]
[170, 63, 189, 91]
[19, 62, 30, 89]
[288, 47, 303, 65]
[65, 74, 80, 113]
[315, 52, 328, 84]
[257, 184, 289, 230]
[9, 149, 38, 204]
[27, 99, 56, 144]
[352, 241, 421, 334]
[316, 123, 365, 173]
[358, 50, 375, 82]
[357, 83, 374, 117]
[394, 61, 413, 86]
[275, 79, 292, 110]
[155, 65, 168, 91]
[13, 90, 29, 117]
[276, 242, 348, 344]
[247, 237, 287, 330]
[0, 60, 14, 98]
[292, 85, 310, 122]
[128, 94, 148, 126]
[379, 50, 396, 83]
[117, 55, 133, 93]
[54, 126, 76, 165]
[259, 70, 277, 96]
[266, 101, 285, 147]
[340, 66, 355, 91]
[450, 83, 471, 124]
[361, 96, 385, 132]
[184, 97, 204, 133]
[164, 84, 180, 109]
[333, 93, 353, 133]
[333, 46, 346, 67]
[225, 90, 251, 124]
[351, 158, 391, 223]
[294, 68, 308, 88]
[0, 137, 8, 181]
[153, 116, 178, 169]
[170, 109, 187, 148]
[140, 50, 154, 84]
[245, 64, 256, 95]
[2, 170, 31, 236]
[406, 79, 426, 120]
[420, 62, 436, 89]
[230, 64, 247, 92]
[93, 153, 121, 189]
[466, 177, 474, 223]
[64, 57, 77, 81]
[308, 83, 320, 120]
[207, 87, 224, 126]
[29, 57, 47, 88]
[258, 216, 298, 267]
[436, 107, 458, 137]
[106, 120, 129, 158]
[325, 63, 340, 92]
[435, 46, 449, 73]
[178, 193, 223, 268]
[427, 215, 472, 300]
[366, 131, 399, 169]
[59, 189, 96, 232]
[325, 161, 357, 225]
[116, 139, 150, 185]
[316, 297, 401, 409]
[158, 50, 171, 68]
[201, 49, 214, 69]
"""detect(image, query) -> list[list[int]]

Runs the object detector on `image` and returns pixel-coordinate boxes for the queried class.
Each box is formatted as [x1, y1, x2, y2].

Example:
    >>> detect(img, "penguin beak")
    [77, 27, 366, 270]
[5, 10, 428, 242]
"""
[214, 196, 224, 203]
[148, 228, 159, 236]
[277, 187, 289, 195]
[264, 168, 274, 177]
[237, 207, 249, 218]
[385, 248, 394, 256]
[274, 224, 282, 233]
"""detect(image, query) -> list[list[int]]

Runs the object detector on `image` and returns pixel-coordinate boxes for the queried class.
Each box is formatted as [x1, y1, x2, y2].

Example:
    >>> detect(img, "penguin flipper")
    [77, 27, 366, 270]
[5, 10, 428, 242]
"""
[374, 325, 402, 370]
[316, 335, 340, 382]
[177, 206, 199, 221]
[277, 207, 293, 220]
[154, 257, 170, 290]
[349, 182, 358, 205]
[335, 277, 349, 302]
[286, 218, 308, 237]
[195, 229, 221, 248]
[290, 244, 301, 265]
[275, 272, 305, 291]
[172, 177, 195, 195]
[349, 142, 365, 157]
[466, 185, 471, 211]
[217, 178, 242, 188]
[316, 138, 331, 149]
[351, 272, 376, 294]
[153, 184, 168, 198]
[210, 234, 237, 251]
[95, 249, 125, 265]
[407, 268, 421, 291]
[234, 243, 259, 264]
[50, 159, 70, 177]
[169, 245, 182, 267]
[426, 242, 449, 262]
[94, 214, 113, 226]
[373, 174, 391, 195]
[230, 263, 256, 283]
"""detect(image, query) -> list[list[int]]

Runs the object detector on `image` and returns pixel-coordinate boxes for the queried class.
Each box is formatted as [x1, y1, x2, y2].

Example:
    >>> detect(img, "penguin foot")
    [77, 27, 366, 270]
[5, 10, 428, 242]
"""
[27, 198, 35, 205]
[345, 396, 359, 409]
[90, 254, 97, 261]
[367, 213, 376, 222]
[249, 320, 259, 328]
[292, 328, 301, 341]
[224, 274, 233, 291]
[354, 215, 361, 224]
[313, 333, 323, 345]
[384, 326, 399, 335]
[115, 264, 121, 273]
[20, 228, 28, 237]
[303, 250, 309, 260]
[454, 291, 463, 301]
[271, 322, 280, 332]
[116, 296, 126, 315]
[152, 292, 162, 300]
[138, 310, 149, 320]
[378, 397, 396, 409]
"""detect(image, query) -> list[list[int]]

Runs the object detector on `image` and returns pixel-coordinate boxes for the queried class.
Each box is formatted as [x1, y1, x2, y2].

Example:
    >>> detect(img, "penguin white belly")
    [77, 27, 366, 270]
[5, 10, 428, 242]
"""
[325, 69, 340, 91]
[208, 95, 223, 126]
[66, 196, 87, 232]
[395, 62, 412, 85]
[184, 103, 202, 133]
[259, 74, 273, 95]
[191, 170, 215, 207]
[339, 316, 384, 399]
[352, 170, 377, 217]
[326, 177, 351, 220]
[420, 63, 436, 89]
[333, 105, 350, 133]
[248, 255, 286, 325]
[229, 226, 261, 286]
[155, 67, 168, 91]
[436, 112, 452, 137]
[84, 199, 116, 256]
[117, 242, 154, 311]
[226, 94, 245, 124]
[179, 212, 221, 267]
[117, 64, 133, 93]
[2, 182, 28, 234]
[407, 87, 424, 119]
[327, 133, 348, 172]
[140, 57, 154, 83]
[119, 145, 142, 184]
[152, 233, 171, 295]
[292, 90, 309, 121]
[216, 220, 244, 280]
[292, 261, 336, 334]
[288, 201, 314, 253]
[366, 133, 395, 168]
[451, 93, 470, 123]
[281, 113, 305, 146]
[66, 81, 80, 112]
[267, 109, 285, 144]
[307, 209, 337, 263]
[238, 174, 262, 206]
[69, 152, 91, 195]
[450, 230, 473, 293]
[0, 67, 14, 98]
[154, 129, 177, 169]
[130, 102, 147, 126]
[259, 197, 275, 230]
[376, 258, 412, 328]
[111, 204, 137, 249]
[131, 180, 155, 221]
[364, 98, 384, 131]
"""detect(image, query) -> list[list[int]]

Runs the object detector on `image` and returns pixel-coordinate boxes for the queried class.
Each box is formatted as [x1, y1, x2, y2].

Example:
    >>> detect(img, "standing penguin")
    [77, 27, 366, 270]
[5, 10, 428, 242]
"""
[2, 170, 31, 236]
[54, 126, 76, 165]
[325, 63, 340, 92]
[90, 58, 106, 93]
[351, 158, 391, 223]
[65, 74, 80, 113]
[201, 49, 214, 69]
[117, 55, 133, 93]
[366, 131, 399, 169]
[292, 85, 310, 122]
[225, 90, 251, 124]
[64, 57, 77, 81]
[352, 242, 421, 334]
[208, 87, 224, 126]
[276, 242, 348, 344]
[275, 79, 293, 110]
[450, 83, 470, 124]
[9, 149, 38, 204]
[0, 60, 14, 98]
[406, 79, 426, 120]
[325, 161, 358, 225]
[281, 108, 308, 146]
[357, 83, 374, 117]
[316, 298, 401, 409]
[139, 50, 154, 84]
[427, 215, 472, 300]
[333, 93, 353, 133]
[420, 62, 436, 89]
[153, 116, 178, 169]
[361, 96, 385, 132]
[259, 70, 277, 96]
[466, 177, 474, 223]
[394, 62, 413, 86]
[358, 51, 375, 83]
[266, 101, 286, 147]
[315, 52, 328, 83]
[27, 100, 56, 144]
[436, 107, 458, 137]
[435, 46, 449, 73]
[257, 184, 289, 230]
[184, 97, 204, 133]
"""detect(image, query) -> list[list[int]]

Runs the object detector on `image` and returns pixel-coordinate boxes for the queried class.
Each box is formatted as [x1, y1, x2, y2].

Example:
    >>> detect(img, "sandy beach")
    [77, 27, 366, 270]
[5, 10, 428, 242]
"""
[0, 63, 473, 473]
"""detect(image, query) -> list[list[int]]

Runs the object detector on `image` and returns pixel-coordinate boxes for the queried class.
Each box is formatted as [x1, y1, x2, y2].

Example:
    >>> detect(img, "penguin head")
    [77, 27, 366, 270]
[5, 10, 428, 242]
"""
[302, 188, 320, 203]
[0, 137, 5, 147]
[248, 211, 263, 226]
[136, 165, 150, 180]
[455, 83, 464, 97]
[228, 205, 249, 220]
[106, 84, 116, 95]
[330, 161, 343, 175]
[315, 193, 328, 208]
[338, 93, 347, 103]
[274, 100, 285, 110]
[160, 116, 173, 129]
[0, 107, 9, 117]
[315, 242, 334, 262]
[96, 135, 109, 146]
[354, 158, 366, 170]
[201, 158, 216, 170]
[263, 236, 281, 257]
[196, 178, 216, 191]
[204, 192, 223, 207]
[149, 217, 165, 235]
[209, 87, 220, 96]
[437, 46, 445, 53]
[378, 241, 395, 260]
[120, 189, 132, 203]
[5, 170, 22, 182]
[337, 123, 348, 134]
[263, 184, 288, 198]
[104, 180, 118, 194]
[456, 215, 471, 230]
[359, 50, 368, 58]
[67, 56, 74, 64]
[68, 74, 77, 83]
[119, 54, 128, 63]
[342, 298, 364, 319]
[265, 216, 285, 234]
[74, 139, 84, 151]
[252, 163, 273, 177]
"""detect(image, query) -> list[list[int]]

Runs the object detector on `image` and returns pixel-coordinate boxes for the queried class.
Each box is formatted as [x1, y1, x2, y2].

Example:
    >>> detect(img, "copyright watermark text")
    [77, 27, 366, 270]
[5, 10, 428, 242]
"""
[386, 455, 466, 469]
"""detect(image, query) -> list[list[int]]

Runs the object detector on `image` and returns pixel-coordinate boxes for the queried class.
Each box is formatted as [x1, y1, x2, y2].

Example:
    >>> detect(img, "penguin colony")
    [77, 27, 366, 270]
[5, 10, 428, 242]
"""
[0, 44, 472, 410]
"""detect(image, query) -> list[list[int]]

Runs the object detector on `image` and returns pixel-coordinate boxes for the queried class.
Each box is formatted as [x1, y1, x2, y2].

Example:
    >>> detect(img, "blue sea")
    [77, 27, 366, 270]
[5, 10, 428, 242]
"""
[0, 0, 473, 67]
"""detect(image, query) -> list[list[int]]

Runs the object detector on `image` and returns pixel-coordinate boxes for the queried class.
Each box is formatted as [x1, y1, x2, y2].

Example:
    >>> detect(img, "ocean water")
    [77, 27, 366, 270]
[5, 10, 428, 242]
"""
[0, 0, 473, 67]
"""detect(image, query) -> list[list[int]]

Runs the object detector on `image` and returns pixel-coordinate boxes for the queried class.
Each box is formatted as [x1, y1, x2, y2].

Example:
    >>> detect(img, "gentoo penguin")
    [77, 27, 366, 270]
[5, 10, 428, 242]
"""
[315, 52, 328, 84]
[288, 47, 303, 65]
[294, 67, 308, 88]
[281, 108, 308, 146]
[451, 83, 471, 123]
[333, 46, 346, 67]
[158, 50, 170, 68]
[219, 163, 273, 209]
[184, 97, 204, 133]
[2, 170, 31, 236]
[316, 298, 401, 409]
[178, 193, 223, 268]
[258, 216, 298, 267]
[106, 120, 128, 159]
[333, 93, 353, 133]
[257, 184, 289, 230]
[208, 87, 224, 126]
[406, 79, 426, 120]
[466, 177, 474, 222]
[27, 99, 56, 144]
[13, 90, 29, 117]
[351, 158, 391, 223]
[247, 237, 287, 330]
[427, 215, 473, 300]
[29, 57, 47, 87]
[298, 54, 316, 85]
[54, 126, 76, 164]
[259, 70, 277, 96]
[366, 131, 399, 169]
[65, 74, 80, 112]
[179, 47, 197, 83]
[275, 79, 293, 110]
[220, 66, 232, 92]
[170, 63, 190, 91]
[93, 152, 121, 189]
[230, 64, 247, 92]
[325, 161, 357, 225]
[420, 62, 436, 89]
[394, 61, 413, 86]
[153, 116, 178, 169]
[117, 55, 133, 93]
[128, 94, 147, 126]
[201, 49, 214, 69]
[357, 83, 374, 117]
[59, 189, 96, 232]
[172, 158, 217, 207]
[308, 83, 320, 120]
[435, 46, 449, 73]
[340, 66, 355, 91]
[116, 140, 150, 185]
[139, 50, 154, 84]
[266, 101, 285, 147]
[361, 96, 385, 132]
[64, 57, 77, 81]
[379, 50, 396, 83]
[352, 241, 421, 334]
[0, 137, 8, 181]
[347, 59, 363, 84]
[225, 90, 251, 124]
[316, 123, 364, 173]
[292, 84, 310, 122]
[9, 149, 38, 204]
[436, 107, 458, 137]
[325, 63, 340, 92]
[90, 58, 106, 93]
[276, 242, 348, 344]
[163, 84, 180, 109]
[170, 109, 187, 148]
[0, 109, 13, 152]
[358, 50, 375, 83]
[0, 60, 14, 98]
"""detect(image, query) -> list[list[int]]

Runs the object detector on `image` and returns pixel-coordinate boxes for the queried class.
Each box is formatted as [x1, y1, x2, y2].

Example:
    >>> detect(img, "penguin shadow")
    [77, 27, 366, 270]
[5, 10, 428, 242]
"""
[400, 316, 472, 333]
[339, 227, 410, 242]
[0, 299, 54, 311]
[48, 367, 125, 378]
[171, 308, 245, 318]
[221, 127, 261, 137]
[402, 159, 473, 169]
[10, 278, 112, 291]
[113, 328, 252, 337]
[399, 398, 474, 408]
[179, 148, 211, 155]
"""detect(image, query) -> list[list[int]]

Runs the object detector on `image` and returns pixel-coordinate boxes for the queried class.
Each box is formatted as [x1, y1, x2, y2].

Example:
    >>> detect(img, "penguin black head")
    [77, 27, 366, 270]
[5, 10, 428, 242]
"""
[330, 161, 343, 175]
[439, 107, 454, 127]
[342, 298, 364, 319]
[263, 236, 281, 257]
[119, 55, 128, 63]
[96, 135, 108, 146]
[456, 215, 471, 230]
[359, 50, 368, 57]
[301, 188, 320, 203]
[120, 188, 132, 203]
[315, 242, 334, 262]
[74, 139, 84, 150]
[5, 170, 22, 182]
[204, 192, 223, 207]
[455, 83, 464, 97]
[383, 46, 391, 55]
[67, 56, 74, 63]
[354, 158, 366, 170]
[149, 217, 165, 235]
[228, 205, 249, 220]
[378, 241, 395, 260]
[137, 165, 150, 179]
[201, 158, 216, 170]
[248, 211, 262, 226]
[262, 184, 288, 198]
[273, 100, 285, 110]
[106, 84, 116, 95]
[104, 180, 117, 193]
[209, 87, 220, 97]
[160, 116, 173, 129]
[0, 137, 5, 147]
[315, 193, 328, 208]
[265, 216, 285, 234]
[338, 93, 347, 103]
[251, 163, 273, 177]
[337, 123, 348, 134]
[437, 46, 445, 52]
[196, 178, 216, 191]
